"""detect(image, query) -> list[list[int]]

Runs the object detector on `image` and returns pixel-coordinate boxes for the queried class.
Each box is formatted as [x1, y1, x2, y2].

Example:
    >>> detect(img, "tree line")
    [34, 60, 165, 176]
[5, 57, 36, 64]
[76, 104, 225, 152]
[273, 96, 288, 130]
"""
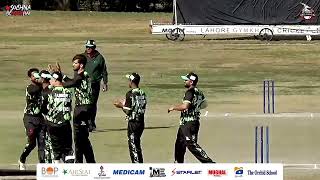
[1, 0, 173, 11]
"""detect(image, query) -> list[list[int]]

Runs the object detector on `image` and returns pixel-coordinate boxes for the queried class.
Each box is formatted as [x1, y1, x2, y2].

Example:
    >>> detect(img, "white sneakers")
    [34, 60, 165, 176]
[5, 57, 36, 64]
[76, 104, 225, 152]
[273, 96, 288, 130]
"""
[18, 160, 26, 170]
[53, 160, 60, 164]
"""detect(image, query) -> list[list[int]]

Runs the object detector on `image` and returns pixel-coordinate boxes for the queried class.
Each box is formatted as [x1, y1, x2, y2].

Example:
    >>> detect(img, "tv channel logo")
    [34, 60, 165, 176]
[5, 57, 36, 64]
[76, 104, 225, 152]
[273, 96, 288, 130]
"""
[149, 167, 166, 177]
[234, 167, 244, 177]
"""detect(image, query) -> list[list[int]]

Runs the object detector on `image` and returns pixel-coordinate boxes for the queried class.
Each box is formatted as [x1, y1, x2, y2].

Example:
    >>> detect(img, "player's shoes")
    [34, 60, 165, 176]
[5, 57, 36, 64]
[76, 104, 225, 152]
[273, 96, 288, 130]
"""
[18, 160, 26, 170]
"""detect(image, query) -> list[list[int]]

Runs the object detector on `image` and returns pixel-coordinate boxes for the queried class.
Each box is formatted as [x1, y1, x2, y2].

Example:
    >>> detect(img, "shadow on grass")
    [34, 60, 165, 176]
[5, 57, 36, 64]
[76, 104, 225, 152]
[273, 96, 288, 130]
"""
[278, 86, 320, 89]
[146, 83, 241, 89]
[93, 125, 176, 133]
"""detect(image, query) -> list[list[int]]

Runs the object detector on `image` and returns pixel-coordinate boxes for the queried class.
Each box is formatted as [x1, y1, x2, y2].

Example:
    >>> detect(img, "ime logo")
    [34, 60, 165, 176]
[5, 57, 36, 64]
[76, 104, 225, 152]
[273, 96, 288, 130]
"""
[149, 167, 166, 177]
[5, 4, 31, 16]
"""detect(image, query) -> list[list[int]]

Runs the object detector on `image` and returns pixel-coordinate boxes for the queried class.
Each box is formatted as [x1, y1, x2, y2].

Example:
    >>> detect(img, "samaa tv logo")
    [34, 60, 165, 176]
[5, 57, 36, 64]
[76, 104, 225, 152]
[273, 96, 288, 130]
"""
[41, 166, 59, 177]
[5, 4, 31, 16]
[234, 167, 244, 177]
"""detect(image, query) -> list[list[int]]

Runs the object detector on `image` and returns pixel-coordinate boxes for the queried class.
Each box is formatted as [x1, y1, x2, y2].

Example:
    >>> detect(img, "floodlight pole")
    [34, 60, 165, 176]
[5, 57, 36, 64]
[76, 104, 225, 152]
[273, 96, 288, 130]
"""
[173, 0, 177, 25]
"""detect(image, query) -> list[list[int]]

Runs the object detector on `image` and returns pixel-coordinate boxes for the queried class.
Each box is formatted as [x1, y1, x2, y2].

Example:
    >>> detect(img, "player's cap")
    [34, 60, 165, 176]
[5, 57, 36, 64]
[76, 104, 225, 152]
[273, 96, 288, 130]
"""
[181, 72, 198, 83]
[85, 40, 96, 48]
[125, 72, 140, 84]
[39, 70, 52, 79]
[51, 71, 63, 82]
[32, 72, 40, 79]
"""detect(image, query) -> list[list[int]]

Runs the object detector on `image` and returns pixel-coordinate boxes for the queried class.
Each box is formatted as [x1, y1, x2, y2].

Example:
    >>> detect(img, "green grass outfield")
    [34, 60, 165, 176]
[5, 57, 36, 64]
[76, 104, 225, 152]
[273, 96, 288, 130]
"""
[0, 11, 320, 180]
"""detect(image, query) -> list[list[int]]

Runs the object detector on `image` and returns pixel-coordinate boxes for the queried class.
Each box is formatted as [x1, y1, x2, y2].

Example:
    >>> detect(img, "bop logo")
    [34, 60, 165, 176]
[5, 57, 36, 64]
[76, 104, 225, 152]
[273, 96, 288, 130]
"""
[234, 167, 243, 177]
[42, 166, 58, 177]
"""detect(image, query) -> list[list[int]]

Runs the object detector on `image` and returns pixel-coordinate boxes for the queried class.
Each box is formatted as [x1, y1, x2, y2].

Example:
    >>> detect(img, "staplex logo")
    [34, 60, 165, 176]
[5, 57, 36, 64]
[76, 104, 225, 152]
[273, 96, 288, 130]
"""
[171, 168, 202, 176]
[247, 169, 278, 176]
[63, 168, 90, 176]
[94, 165, 110, 179]
[149, 167, 166, 177]
[41, 166, 58, 177]
[234, 167, 244, 177]
[208, 169, 227, 177]
[113, 169, 145, 175]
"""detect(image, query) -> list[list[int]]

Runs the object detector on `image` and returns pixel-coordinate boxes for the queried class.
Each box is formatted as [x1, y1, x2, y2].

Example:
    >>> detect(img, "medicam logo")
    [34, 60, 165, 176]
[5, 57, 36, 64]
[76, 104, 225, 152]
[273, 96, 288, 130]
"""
[112, 169, 145, 175]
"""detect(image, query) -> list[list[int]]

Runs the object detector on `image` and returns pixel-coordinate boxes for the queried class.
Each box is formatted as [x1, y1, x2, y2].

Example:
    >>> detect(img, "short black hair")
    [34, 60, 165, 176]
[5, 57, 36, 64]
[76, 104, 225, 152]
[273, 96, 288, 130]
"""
[126, 72, 140, 85]
[51, 71, 63, 82]
[188, 72, 198, 86]
[27, 68, 39, 77]
[40, 70, 50, 77]
[72, 54, 87, 67]
[132, 73, 140, 85]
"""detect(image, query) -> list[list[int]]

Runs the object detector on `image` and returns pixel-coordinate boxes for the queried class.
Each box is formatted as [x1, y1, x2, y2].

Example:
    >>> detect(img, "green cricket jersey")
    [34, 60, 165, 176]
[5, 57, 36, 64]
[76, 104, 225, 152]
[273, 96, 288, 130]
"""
[123, 88, 147, 122]
[24, 84, 42, 116]
[45, 86, 72, 125]
[63, 71, 93, 106]
[180, 87, 206, 125]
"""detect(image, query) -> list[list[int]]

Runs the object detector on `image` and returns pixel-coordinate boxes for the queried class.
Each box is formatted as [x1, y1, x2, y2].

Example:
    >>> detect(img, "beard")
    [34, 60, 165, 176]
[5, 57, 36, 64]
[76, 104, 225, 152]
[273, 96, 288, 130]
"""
[184, 84, 190, 88]
[32, 79, 41, 85]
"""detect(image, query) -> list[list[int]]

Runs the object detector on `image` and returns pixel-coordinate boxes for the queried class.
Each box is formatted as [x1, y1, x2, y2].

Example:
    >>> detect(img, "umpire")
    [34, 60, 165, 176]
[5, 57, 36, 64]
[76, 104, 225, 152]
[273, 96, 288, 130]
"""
[168, 72, 214, 163]
[83, 40, 109, 131]
[113, 73, 147, 163]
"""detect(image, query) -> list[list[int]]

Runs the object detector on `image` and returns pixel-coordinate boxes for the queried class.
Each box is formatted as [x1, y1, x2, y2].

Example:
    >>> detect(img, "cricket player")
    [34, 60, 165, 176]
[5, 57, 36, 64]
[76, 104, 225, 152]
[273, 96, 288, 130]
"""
[168, 72, 214, 163]
[39, 70, 54, 163]
[114, 73, 147, 163]
[19, 68, 45, 170]
[62, 54, 96, 163]
[45, 71, 74, 163]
